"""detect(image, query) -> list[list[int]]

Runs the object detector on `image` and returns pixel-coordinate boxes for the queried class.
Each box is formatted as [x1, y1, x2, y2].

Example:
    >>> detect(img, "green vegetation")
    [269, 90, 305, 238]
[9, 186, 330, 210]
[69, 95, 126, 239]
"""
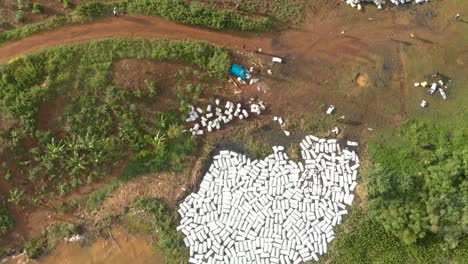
[0, 39, 230, 226]
[127, 0, 273, 31]
[32, 3, 44, 14]
[25, 223, 80, 259]
[205, 0, 310, 25]
[0, 2, 122, 46]
[326, 206, 468, 264]
[86, 180, 120, 210]
[366, 120, 467, 248]
[232, 132, 272, 159]
[120, 211, 154, 234]
[0, 207, 15, 235]
[134, 197, 188, 263]
[15, 10, 25, 23]
[63, 0, 74, 9]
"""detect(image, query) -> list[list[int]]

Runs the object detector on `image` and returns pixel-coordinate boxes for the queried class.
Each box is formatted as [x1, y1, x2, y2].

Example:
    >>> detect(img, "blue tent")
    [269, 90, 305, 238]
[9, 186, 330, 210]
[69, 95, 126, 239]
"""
[229, 64, 248, 80]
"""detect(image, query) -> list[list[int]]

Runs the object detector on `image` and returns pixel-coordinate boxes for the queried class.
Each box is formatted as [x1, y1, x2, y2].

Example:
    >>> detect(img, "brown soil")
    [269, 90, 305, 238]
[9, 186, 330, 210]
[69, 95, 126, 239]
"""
[112, 59, 199, 112]
[36, 96, 67, 135]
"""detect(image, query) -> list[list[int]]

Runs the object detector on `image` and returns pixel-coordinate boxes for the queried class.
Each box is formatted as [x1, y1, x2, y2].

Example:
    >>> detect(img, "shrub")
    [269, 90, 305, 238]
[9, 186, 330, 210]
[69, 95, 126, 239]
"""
[63, 0, 73, 9]
[134, 197, 188, 262]
[32, 3, 44, 14]
[0, 208, 15, 235]
[127, 0, 273, 32]
[15, 10, 25, 23]
[74, 2, 113, 18]
[366, 120, 468, 248]
[25, 236, 46, 259]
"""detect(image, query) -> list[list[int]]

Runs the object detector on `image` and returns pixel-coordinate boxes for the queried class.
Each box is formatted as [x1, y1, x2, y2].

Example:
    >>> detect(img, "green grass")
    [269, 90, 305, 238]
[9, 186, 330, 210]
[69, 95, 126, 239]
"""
[200, 0, 310, 26]
[0, 2, 122, 46]
[321, 206, 468, 264]
[127, 0, 273, 32]
[25, 223, 80, 259]
[0, 207, 14, 235]
[86, 180, 121, 210]
[365, 120, 467, 248]
[231, 131, 272, 159]
[134, 197, 188, 263]
[326, 206, 468, 264]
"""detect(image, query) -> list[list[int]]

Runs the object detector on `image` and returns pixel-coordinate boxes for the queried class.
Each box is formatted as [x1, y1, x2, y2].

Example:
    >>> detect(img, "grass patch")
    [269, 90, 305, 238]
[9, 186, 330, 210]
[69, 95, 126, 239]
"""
[366, 120, 467, 248]
[120, 211, 154, 235]
[25, 223, 80, 259]
[198, 0, 309, 26]
[127, 0, 273, 32]
[134, 197, 188, 263]
[0, 2, 122, 46]
[231, 131, 272, 159]
[86, 181, 121, 210]
[326, 206, 468, 264]
[0, 206, 15, 235]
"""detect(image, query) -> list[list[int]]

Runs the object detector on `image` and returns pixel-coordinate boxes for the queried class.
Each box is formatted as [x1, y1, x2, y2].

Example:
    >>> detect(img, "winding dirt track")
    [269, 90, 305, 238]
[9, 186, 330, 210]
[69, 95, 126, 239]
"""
[0, 9, 424, 64]
[0, 16, 274, 62]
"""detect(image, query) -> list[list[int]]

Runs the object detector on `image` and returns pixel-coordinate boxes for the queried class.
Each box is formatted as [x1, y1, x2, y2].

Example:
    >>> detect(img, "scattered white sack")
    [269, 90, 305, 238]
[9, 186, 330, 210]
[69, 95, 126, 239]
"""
[345, 0, 431, 10]
[272, 57, 283, 63]
[420, 100, 428, 107]
[327, 105, 335, 115]
[332, 127, 340, 135]
[439, 89, 447, 100]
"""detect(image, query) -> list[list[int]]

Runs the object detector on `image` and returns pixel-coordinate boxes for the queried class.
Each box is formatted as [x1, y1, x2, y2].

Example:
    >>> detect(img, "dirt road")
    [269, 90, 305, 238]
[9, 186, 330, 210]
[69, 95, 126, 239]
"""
[0, 7, 431, 64]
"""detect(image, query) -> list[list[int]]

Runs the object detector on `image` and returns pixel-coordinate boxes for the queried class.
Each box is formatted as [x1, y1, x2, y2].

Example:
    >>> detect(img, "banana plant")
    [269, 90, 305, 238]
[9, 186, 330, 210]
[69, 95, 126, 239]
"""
[45, 138, 65, 161]
[146, 131, 167, 151]
[8, 188, 24, 205]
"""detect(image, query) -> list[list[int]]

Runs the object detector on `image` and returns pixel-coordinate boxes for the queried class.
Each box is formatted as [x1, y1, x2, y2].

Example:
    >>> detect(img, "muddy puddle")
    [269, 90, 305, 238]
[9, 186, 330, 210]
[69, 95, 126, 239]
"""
[3, 228, 163, 264]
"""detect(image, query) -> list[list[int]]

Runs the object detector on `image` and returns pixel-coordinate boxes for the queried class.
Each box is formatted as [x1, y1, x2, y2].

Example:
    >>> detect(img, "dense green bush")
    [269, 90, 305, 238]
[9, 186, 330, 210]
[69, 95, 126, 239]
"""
[127, 0, 273, 31]
[0, 207, 15, 234]
[63, 0, 74, 9]
[74, 2, 123, 18]
[327, 206, 468, 264]
[15, 10, 25, 23]
[32, 3, 44, 14]
[366, 120, 467, 248]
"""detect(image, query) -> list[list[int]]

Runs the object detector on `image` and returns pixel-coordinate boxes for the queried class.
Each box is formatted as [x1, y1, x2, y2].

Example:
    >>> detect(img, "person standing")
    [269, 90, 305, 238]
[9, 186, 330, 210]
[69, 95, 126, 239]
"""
[113, 6, 119, 17]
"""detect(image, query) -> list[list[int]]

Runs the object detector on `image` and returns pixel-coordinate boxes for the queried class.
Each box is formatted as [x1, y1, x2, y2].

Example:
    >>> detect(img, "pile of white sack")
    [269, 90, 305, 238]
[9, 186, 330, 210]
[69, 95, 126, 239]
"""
[345, 0, 430, 10]
[186, 98, 266, 136]
[177, 135, 360, 263]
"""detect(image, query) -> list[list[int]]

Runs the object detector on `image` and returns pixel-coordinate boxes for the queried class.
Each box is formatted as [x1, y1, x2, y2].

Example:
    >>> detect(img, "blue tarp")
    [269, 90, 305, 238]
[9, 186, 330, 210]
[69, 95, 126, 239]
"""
[229, 64, 248, 80]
